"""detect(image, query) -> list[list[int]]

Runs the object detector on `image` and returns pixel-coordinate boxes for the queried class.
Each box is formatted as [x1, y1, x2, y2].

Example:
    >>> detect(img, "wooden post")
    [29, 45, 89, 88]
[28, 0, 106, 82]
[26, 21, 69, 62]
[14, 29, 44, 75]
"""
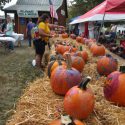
[17, 16, 21, 46]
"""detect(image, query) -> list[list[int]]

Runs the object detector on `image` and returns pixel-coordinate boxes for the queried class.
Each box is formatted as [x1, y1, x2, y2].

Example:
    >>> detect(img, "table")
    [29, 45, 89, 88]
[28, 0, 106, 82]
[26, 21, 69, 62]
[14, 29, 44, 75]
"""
[12, 32, 24, 46]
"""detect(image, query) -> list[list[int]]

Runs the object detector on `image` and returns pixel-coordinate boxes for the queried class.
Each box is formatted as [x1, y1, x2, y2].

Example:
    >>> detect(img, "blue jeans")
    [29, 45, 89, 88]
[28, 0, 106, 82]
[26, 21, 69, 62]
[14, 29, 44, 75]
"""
[28, 34, 32, 47]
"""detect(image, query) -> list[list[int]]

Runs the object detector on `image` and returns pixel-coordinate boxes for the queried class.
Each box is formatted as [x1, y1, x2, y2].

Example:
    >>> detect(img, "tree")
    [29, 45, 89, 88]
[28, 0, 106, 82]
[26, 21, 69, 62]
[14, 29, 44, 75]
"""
[0, 0, 11, 8]
[68, 0, 104, 20]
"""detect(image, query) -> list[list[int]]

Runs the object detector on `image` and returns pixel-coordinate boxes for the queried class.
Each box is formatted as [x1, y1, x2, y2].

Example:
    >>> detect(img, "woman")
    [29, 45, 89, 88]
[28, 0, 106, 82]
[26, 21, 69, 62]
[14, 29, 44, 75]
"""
[4, 15, 14, 50]
[33, 13, 64, 69]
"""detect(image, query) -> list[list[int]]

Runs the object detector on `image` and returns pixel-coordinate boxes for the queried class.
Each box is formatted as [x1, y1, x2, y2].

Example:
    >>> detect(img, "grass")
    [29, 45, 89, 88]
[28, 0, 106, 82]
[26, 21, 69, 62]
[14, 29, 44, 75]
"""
[0, 42, 44, 125]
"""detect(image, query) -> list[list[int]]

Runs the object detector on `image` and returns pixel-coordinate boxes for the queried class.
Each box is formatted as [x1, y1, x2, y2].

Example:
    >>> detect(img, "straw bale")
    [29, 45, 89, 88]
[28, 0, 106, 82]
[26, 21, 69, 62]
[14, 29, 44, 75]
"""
[7, 37, 125, 125]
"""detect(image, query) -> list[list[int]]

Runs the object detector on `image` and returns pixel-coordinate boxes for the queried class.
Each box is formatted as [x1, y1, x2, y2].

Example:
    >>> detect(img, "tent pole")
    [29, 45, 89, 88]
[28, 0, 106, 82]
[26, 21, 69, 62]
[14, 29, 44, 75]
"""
[97, 0, 108, 43]
[97, 11, 106, 43]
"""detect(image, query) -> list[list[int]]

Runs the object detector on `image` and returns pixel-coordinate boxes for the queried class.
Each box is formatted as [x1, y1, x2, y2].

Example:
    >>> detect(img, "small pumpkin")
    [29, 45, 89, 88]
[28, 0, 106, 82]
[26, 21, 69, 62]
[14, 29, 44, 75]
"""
[71, 56, 85, 73]
[49, 54, 63, 62]
[91, 44, 105, 56]
[97, 54, 118, 76]
[79, 46, 88, 62]
[104, 66, 125, 106]
[50, 54, 82, 95]
[47, 60, 66, 78]
[49, 115, 85, 125]
[62, 33, 68, 38]
[64, 77, 95, 119]
[76, 36, 84, 43]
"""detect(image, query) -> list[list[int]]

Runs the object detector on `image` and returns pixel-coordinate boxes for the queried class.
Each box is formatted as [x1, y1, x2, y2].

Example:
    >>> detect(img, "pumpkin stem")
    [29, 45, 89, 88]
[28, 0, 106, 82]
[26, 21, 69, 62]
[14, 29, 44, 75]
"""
[79, 46, 83, 51]
[61, 115, 76, 125]
[66, 54, 72, 69]
[120, 66, 125, 73]
[79, 76, 91, 90]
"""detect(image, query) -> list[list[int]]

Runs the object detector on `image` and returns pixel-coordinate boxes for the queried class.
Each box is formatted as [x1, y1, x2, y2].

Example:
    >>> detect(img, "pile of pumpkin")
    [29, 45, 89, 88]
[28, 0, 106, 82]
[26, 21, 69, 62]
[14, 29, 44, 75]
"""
[47, 33, 125, 125]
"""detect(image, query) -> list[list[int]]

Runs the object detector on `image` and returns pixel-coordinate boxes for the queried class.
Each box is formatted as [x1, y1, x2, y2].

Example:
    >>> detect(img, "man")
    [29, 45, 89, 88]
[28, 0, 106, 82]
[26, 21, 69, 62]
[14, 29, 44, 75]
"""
[26, 18, 35, 47]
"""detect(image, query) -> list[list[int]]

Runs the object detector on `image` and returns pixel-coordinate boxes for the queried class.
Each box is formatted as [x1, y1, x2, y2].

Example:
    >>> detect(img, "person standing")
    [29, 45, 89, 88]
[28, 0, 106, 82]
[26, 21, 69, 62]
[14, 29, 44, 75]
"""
[33, 13, 65, 69]
[26, 18, 35, 47]
[88, 22, 94, 39]
[4, 15, 14, 50]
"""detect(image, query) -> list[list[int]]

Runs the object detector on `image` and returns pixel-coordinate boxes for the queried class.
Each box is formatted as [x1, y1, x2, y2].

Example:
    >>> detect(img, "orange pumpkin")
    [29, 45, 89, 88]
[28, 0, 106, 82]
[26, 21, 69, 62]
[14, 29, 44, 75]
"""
[71, 56, 85, 72]
[76, 36, 84, 43]
[50, 54, 82, 95]
[55, 44, 63, 54]
[81, 51, 88, 62]
[49, 115, 85, 125]
[91, 44, 105, 56]
[97, 54, 118, 76]
[104, 66, 125, 106]
[64, 77, 95, 119]
[79, 46, 88, 62]
[55, 45, 70, 55]
[47, 60, 66, 78]
[90, 43, 96, 52]
[62, 33, 68, 38]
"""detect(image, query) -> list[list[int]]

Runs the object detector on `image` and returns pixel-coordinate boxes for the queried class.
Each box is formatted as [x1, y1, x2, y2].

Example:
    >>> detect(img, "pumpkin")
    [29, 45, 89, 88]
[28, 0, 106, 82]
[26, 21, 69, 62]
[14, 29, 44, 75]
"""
[62, 33, 68, 38]
[47, 60, 66, 78]
[49, 54, 63, 62]
[104, 66, 125, 106]
[70, 34, 76, 39]
[71, 51, 82, 58]
[50, 54, 82, 95]
[81, 51, 88, 62]
[97, 54, 118, 76]
[79, 46, 88, 62]
[71, 56, 85, 73]
[76, 36, 84, 43]
[49, 115, 85, 125]
[64, 77, 95, 119]
[55, 45, 70, 55]
[91, 44, 105, 56]
[55, 44, 64, 54]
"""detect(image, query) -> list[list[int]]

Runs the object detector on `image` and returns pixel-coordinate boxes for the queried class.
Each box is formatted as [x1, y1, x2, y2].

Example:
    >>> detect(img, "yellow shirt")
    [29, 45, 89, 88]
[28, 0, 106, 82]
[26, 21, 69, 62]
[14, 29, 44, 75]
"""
[38, 22, 50, 42]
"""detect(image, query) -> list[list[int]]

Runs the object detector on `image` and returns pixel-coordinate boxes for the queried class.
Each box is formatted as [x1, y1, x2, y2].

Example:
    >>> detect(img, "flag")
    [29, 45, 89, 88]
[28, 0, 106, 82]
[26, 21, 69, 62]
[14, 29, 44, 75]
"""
[49, 0, 58, 20]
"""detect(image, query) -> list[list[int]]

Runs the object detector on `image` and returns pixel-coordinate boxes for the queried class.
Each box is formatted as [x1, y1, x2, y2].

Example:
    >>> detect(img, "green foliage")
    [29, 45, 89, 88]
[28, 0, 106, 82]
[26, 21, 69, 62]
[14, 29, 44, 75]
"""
[68, 0, 104, 20]
[0, 0, 11, 7]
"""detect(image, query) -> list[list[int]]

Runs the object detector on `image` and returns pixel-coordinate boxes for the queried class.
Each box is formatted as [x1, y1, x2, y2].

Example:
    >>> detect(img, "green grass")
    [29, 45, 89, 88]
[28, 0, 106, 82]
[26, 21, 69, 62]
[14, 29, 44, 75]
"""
[0, 43, 44, 125]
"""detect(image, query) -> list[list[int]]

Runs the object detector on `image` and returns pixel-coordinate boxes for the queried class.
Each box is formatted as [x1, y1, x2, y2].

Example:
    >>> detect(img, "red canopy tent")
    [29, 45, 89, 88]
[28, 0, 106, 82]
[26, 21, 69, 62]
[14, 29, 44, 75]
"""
[106, 0, 125, 12]
[70, 0, 125, 24]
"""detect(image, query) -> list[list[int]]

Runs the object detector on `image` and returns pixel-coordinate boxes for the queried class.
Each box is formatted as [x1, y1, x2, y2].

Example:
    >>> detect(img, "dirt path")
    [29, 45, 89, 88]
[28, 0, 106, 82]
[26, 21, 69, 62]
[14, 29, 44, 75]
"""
[0, 42, 44, 125]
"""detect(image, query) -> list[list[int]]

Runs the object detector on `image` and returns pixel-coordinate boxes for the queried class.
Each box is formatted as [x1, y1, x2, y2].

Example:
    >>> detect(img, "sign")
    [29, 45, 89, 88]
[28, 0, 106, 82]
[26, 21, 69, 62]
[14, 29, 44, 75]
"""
[17, 10, 38, 18]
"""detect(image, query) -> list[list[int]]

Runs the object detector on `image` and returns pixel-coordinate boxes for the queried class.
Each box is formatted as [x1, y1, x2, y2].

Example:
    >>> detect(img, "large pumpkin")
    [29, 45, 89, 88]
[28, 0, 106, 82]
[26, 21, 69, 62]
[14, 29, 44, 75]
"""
[49, 115, 85, 125]
[91, 44, 105, 56]
[104, 67, 125, 106]
[50, 54, 82, 95]
[47, 60, 66, 78]
[97, 54, 118, 76]
[71, 56, 85, 73]
[64, 77, 95, 119]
